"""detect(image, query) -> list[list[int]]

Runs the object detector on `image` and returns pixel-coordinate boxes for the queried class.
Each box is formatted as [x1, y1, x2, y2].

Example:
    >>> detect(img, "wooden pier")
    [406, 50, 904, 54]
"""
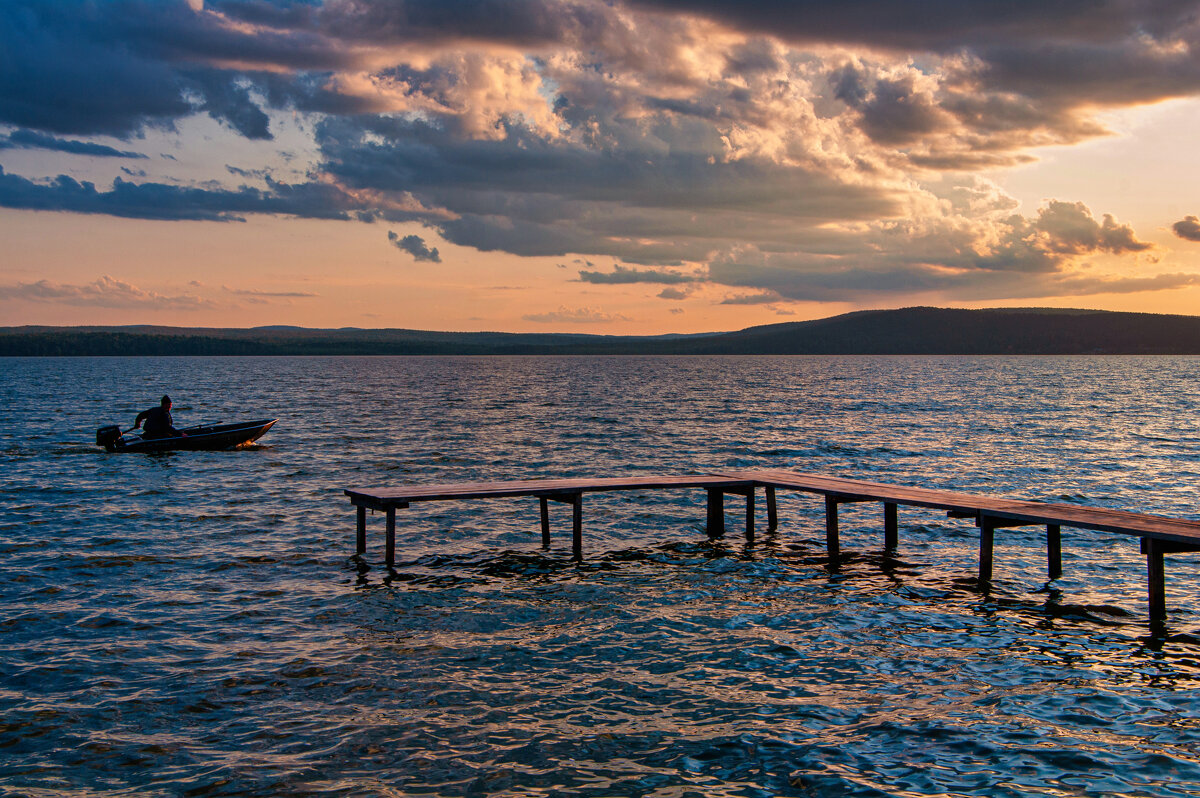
[345, 469, 1200, 630]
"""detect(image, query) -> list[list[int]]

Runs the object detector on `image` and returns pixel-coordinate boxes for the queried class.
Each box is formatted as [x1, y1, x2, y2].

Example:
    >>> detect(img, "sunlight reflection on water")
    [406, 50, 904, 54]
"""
[1, 355, 1200, 796]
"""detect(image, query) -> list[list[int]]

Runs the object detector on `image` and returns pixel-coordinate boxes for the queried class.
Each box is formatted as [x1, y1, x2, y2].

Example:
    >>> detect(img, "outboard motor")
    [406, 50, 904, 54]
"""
[96, 425, 123, 451]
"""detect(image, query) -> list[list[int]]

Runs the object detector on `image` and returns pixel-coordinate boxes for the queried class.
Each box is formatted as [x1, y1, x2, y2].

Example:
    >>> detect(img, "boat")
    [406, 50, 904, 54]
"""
[96, 419, 278, 453]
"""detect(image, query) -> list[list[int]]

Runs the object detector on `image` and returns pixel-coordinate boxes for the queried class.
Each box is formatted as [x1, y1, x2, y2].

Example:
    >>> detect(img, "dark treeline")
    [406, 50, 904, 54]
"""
[3, 307, 1200, 356]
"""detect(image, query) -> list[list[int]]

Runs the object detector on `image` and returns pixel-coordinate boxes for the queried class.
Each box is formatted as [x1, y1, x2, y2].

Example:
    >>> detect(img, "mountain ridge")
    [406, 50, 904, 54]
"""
[2, 306, 1199, 355]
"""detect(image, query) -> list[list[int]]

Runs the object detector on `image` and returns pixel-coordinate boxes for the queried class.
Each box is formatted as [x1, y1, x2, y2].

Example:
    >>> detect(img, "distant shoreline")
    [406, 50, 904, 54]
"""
[4, 306, 1200, 356]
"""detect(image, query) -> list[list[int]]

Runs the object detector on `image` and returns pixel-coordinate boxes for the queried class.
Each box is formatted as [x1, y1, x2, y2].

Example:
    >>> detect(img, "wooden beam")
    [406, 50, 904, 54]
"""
[707, 489, 725, 539]
[1047, 524, 1062, 579]
[571, 494, 583, 561]
[766, 486, 778, 532]
[539, 497, 550, 548]
[884, 502, 898, 550]
[385, 508, 396, 567]
[979, 515, 997, 583]
[1146, 537, 1166, 628]
[825, 495, 840, 559]
[745, 488, 755, 543]
[1141, 538, 1200, 554]
[356, 505, 366, 555]
[822, 494, 871, 558]
[988, 518, 1036, 529]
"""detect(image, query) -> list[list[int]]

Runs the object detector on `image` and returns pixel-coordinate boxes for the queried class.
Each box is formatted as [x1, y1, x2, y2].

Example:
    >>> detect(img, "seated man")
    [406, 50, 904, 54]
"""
[134, 395, 184, 439]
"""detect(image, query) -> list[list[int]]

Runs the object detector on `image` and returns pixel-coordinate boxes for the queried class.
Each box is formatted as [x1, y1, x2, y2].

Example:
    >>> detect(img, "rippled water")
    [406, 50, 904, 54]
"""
[3, 355, 1200, 796]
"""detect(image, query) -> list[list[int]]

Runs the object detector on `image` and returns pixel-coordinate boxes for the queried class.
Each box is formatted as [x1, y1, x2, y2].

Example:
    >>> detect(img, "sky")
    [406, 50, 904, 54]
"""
[2, 0, 1200, 333]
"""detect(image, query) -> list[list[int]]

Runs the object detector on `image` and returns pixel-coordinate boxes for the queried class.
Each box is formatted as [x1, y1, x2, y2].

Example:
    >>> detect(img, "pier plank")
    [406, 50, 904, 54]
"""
[345, 475, 757, 510]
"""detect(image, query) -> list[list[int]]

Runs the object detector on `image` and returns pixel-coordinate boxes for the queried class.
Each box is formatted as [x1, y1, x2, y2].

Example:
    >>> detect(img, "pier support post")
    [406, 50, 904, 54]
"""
[884, 502, 898, 550]
[979, 515, 997, 583]
[825, 495, 840, 559]
[539, 497, 551, 548]
[766, 487, 778, 532]
[1145, 538, 1166, 628]
[571, 494, 583, 561]
[1047, 524, 1062, 580]
[385, 508, 396, 567]
[356, 505, 366, 556]
[745, 489, 755, 543]
[707, 489, 726, 539]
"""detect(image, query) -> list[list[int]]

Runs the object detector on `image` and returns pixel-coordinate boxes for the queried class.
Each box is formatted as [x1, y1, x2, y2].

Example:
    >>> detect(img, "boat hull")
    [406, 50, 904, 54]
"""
[101, 419, 277, 453]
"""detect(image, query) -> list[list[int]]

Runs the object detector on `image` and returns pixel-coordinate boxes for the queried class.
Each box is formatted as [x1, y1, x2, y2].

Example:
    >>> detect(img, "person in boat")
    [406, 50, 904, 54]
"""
[134, 395, 185, 439]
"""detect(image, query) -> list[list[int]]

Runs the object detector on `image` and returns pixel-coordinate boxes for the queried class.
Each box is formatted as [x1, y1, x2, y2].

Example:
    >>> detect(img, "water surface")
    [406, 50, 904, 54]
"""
[2, 355, 1200, 796]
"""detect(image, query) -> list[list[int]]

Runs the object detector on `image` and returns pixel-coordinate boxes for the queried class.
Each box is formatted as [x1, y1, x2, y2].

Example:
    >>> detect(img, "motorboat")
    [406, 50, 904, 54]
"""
[96, 419, 277, 453]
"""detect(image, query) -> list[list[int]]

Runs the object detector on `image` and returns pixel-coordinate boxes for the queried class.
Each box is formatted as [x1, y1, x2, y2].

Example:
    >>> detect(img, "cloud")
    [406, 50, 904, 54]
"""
[702, 200, 1157, 303]
[522, 305, 632, 323]
[627, 1, 1196, 56]
[0, 129, 147, 158]
[0, 275, 216, 310]
[1043, 271, 1200, 297]
[0, 166, 377, 222]
[578, 264, 698, 284]
[188, 69, 272, 140]
[719, 289, 786, 305]
[1173, 215, 1200, 242]
[221, 286, 319, 297]
[6, 0, 1198, 161]
[1, 0, 1194, 312]
[657, 285, 696, 300]
[316, 112, 902, 264]
[388, 231, 442, 262]
[1034, 200, 1150, 255]
[832, 67, 948, 145]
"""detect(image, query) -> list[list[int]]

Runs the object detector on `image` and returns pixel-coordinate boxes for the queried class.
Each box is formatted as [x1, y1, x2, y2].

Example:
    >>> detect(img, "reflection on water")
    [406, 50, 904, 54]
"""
[2, 355, 1200, 796]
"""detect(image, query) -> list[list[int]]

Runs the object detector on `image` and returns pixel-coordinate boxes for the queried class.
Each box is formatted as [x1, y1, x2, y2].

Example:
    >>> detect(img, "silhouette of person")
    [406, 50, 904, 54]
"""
[134, 395, 185, 439]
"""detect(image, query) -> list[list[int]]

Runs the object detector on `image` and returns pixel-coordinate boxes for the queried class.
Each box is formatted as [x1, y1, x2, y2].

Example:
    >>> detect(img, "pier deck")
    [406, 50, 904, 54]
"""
[345, 469, 1200, 629]
[345, 475, 757, 563]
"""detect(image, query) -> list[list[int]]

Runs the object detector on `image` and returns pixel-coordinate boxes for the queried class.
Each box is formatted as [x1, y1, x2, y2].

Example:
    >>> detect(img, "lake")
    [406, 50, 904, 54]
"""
[2, 355, 1200, 796]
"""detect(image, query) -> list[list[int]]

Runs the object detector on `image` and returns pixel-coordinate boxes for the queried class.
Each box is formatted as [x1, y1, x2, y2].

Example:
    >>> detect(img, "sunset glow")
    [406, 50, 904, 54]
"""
[3, 0, 1200, 332]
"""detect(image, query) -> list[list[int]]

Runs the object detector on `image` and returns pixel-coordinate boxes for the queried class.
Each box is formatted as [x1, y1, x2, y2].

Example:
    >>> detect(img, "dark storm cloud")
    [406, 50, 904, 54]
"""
[0, 165, 371, 221]
[835, 72, 947, 145]
[1172, 215, 1200, 242]
[312, 0, 612, 47]
[388, 231, 442, 262]
[0, 129, 148, 158]
[626, 0, 1195, 52]
[316, 114, 901, 260]
[0, 0, 350, 139]
[6, 0, 1200, 147]
[187, 70, 273, 140]
[208, 0, 322, 29]
[964, 38, 1200, 108]
[257, 71, 385, 116]
[637, 0, 1200, 122]
[724, 39, 783, 76]
[0, 1, 193, 136]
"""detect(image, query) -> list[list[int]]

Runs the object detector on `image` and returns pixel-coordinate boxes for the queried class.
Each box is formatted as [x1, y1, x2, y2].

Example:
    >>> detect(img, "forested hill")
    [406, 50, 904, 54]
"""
[3, 307, 1200, 356]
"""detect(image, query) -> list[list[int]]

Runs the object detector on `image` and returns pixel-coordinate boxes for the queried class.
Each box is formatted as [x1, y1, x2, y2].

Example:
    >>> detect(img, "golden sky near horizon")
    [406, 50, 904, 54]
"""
[2, 0, 1200, 333]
